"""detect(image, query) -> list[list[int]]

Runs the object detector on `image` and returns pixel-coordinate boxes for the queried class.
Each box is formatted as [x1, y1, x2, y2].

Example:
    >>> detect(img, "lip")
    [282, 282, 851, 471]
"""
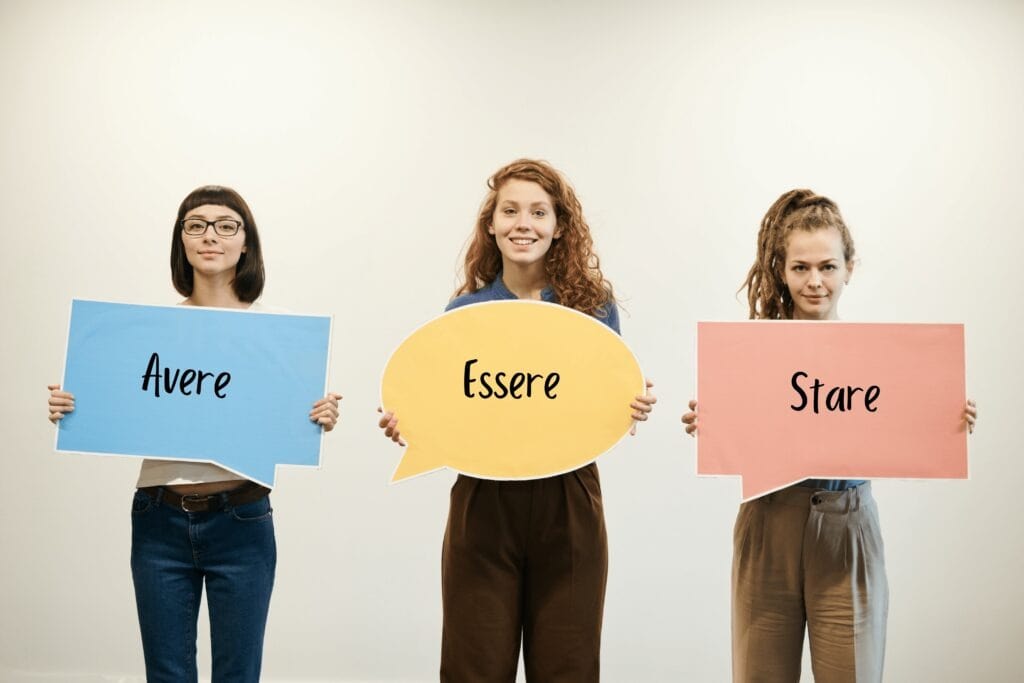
[509, 237, 538, 246]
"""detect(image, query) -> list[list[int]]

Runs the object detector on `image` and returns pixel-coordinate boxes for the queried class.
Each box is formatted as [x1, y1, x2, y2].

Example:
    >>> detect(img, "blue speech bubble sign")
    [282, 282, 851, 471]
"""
[56, 300, 332, 487]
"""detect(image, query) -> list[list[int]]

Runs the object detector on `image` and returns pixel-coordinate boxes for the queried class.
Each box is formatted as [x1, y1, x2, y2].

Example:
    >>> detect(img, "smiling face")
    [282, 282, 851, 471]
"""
[782, 226, 853, 320]
[180, 204, 247, 279]
[488, 179, 561, 273]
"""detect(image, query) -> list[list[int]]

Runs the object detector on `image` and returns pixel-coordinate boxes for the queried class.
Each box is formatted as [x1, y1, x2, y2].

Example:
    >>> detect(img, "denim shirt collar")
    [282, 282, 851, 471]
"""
[491, 270, 557, 303]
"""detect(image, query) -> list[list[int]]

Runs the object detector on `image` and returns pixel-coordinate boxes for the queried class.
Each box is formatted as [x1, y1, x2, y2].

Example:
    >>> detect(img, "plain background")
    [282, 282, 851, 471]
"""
[2, 0, 1021, 681]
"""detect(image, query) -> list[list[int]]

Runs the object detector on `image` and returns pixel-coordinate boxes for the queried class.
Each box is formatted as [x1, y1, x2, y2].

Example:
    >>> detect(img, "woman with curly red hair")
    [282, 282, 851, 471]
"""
[380, 159, 655, 681]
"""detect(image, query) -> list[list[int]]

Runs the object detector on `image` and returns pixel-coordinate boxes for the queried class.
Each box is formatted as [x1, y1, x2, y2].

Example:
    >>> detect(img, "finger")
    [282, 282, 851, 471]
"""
[329, 392, 343, 401]
[47, 383, 61, 391]
[317, 403, 340, 416]
[685, 423, 697, 436]
[312, 396, 341, 409]
[378, 411, 394, 428]
[311, 404, 340, 418]
[635, 394, 658, 405]
[311, 410, 337, 424]
[49, 411, 64, 423]
[632, 412, 649, 421]
[688, 399, 697, 410]
[629, 423, 637, 436]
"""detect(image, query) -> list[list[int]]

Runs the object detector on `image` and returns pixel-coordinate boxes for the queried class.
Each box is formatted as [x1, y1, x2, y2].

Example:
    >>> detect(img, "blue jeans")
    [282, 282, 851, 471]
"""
[130, 488, 276, 683]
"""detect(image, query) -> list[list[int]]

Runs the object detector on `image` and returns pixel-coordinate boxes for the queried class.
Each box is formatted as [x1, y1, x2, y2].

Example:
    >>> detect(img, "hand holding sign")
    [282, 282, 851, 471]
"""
[695, 321, 969, 500]
[381, 301, 645, 482]
[47, 384, 75, 423]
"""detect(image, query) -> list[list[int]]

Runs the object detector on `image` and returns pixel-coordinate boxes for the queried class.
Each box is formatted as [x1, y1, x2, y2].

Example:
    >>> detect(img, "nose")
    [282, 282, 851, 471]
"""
[807, 269, 823, 288]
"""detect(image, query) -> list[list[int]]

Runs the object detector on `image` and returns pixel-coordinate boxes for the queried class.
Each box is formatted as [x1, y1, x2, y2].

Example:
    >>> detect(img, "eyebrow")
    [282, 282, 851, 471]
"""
[789, 258, 839, 265]
[184, 214, 239, 220]
[499, 200, 553, 208]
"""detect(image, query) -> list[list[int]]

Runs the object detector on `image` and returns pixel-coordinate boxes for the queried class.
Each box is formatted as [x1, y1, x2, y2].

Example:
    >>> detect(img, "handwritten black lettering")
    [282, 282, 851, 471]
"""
[463, 359, 560, 400]
[790, 370, 879, 414]
[141, 352, 231, 399]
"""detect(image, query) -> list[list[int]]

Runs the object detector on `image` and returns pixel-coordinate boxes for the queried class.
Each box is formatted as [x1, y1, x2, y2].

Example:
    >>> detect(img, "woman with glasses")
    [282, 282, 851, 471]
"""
[47, 185, 341, 682]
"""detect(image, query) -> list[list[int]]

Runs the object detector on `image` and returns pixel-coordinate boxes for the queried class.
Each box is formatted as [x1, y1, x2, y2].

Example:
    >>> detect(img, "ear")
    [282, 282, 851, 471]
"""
[487, 224, 495, 235]
[242, 245, 248, 253]
[844, 259, 855, 283]
[553, 224, 563, 240]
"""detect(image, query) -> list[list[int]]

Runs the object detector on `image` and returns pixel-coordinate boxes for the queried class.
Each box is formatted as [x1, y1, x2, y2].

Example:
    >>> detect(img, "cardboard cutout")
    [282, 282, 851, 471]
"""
[56, 299, 332, 487]
[696, 321, 968, 500]
[382, 301, 644, 482]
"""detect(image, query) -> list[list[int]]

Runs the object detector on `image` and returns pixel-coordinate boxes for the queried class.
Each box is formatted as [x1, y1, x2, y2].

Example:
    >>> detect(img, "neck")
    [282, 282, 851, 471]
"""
[185, 272, 248, 309]
[500, 260, 549, 300]
[792, 309, 840, 321]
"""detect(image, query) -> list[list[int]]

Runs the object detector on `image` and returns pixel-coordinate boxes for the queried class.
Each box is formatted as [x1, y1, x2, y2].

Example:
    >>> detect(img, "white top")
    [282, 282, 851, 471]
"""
[135, 300, 281, 488]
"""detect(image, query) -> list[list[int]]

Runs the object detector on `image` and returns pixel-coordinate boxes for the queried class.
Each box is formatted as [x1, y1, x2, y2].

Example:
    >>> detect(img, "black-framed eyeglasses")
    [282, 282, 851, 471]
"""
[181, 217, 244, 237]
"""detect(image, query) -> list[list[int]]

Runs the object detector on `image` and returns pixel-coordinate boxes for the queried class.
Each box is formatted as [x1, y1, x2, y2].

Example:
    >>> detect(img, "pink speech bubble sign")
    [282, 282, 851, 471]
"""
[696, 321, 968, 501]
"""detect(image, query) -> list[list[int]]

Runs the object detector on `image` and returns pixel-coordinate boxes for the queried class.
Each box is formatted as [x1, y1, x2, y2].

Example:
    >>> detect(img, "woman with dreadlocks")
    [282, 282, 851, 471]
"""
[682, 189, 977, 682]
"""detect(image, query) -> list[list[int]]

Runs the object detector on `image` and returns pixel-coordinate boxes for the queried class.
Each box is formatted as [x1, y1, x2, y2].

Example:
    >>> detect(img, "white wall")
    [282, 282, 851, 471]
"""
[1, 0, 1021, 680]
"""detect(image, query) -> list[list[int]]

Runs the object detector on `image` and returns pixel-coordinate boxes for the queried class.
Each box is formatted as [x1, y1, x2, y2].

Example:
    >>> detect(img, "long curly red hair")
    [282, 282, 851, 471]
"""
[454, 159, 615, 318]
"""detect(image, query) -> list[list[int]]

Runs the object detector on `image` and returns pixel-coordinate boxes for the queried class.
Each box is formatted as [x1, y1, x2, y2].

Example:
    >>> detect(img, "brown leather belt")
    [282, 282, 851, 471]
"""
[138, 482, 271, 513]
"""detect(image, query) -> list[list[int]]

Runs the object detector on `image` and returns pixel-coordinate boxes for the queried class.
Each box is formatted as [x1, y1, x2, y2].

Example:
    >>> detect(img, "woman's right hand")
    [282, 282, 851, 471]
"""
[377, 407, 405, 447]
[47, 384, 75, 424]
[681, 399, 698, 436]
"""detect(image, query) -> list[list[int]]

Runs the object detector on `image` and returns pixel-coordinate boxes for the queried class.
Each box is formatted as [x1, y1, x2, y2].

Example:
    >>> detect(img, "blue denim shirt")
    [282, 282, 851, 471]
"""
[445, 275, 621, 334]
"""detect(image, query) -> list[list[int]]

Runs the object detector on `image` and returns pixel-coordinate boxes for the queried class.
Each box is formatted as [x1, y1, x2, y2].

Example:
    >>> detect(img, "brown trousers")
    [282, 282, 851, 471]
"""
[440, 463, 608, 682]
[732, 483, 888, 683]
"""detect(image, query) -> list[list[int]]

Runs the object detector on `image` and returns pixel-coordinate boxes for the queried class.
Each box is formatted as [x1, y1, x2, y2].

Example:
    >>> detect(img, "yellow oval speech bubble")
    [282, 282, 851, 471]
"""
[381, 300, 645, 482]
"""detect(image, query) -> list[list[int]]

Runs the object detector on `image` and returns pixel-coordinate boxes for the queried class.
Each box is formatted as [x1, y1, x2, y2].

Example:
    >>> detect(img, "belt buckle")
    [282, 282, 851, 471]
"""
[181, 494, 213, 512]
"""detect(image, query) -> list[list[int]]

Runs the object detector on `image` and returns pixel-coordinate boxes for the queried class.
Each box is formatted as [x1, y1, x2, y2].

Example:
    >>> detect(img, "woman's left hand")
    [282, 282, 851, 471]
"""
[629, 378, 657, 435]
[964, 398, 977, 434]
[310, 392, 342, 432]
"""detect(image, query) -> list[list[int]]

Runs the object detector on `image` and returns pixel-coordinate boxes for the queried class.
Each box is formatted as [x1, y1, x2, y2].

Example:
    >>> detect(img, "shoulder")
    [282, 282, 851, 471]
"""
[445, 283, 504, 312]
[593, 299, 620, 334]
[247, 301, 289, 314]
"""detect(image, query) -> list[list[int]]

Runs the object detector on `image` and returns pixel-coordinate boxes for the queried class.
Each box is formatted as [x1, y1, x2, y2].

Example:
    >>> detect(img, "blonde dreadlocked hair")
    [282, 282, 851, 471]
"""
[455, 158, 615, 318]
[741, 189, 856, 320]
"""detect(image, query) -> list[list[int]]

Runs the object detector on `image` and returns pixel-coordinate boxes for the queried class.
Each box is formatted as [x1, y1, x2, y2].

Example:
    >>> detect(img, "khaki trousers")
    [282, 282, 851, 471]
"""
[440, 463, 608, 682]
[732, 483, 888, 683]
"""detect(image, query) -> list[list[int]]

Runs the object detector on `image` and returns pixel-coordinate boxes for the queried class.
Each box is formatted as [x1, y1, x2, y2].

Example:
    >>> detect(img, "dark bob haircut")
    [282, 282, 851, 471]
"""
[170, 185, 265, 302]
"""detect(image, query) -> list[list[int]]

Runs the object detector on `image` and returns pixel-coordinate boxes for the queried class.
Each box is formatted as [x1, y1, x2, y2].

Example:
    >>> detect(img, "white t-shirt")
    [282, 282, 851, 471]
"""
[135, 300, 285, 488]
